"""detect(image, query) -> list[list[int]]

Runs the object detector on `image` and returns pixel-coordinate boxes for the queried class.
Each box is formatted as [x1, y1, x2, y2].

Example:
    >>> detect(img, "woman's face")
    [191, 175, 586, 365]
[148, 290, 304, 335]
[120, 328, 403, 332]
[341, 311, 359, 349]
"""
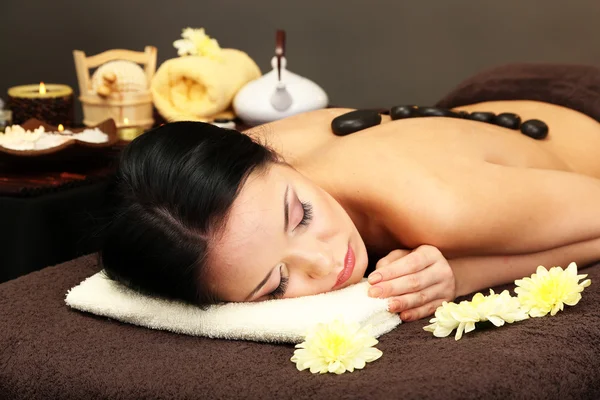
[205, 163, 369, 302]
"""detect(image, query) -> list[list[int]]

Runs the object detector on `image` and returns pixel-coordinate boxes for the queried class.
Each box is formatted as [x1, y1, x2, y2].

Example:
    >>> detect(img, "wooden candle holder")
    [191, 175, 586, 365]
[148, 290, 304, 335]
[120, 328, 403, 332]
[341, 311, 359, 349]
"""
[73, 46, 157, 131]
[7, 84, 75, 126]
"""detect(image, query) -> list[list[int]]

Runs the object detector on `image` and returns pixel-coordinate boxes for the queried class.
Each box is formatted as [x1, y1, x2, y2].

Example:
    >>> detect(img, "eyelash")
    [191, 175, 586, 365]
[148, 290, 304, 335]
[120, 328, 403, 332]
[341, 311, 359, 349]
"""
[269, 268, 289, 299]
[298, 201, 313, 227]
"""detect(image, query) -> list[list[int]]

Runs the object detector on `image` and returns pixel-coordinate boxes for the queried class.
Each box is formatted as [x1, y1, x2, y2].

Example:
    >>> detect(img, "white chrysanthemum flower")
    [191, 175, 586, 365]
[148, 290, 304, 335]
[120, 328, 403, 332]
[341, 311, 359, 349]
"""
[515, 262, 592, 317]
[424, 289, 529, 341]
[173, 27, 222, 60]
[173, 38, 197, 56]
[291, 318, 383, 374]
[422, 301, 462, 338]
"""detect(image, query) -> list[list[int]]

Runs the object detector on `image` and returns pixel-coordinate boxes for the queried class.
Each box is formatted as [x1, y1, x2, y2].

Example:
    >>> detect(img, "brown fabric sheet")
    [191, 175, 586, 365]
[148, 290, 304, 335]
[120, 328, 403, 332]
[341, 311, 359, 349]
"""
[1, 255, 599, 400]
[437, 63, 600, 122]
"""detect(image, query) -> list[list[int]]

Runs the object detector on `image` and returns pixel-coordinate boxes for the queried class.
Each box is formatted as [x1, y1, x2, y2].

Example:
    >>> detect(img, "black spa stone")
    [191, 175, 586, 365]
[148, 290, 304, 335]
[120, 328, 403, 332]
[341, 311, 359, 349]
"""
[457, 111, 470, 118]
[520, 119, 548, 140]
[415, 107, 460, 118]
[390, 105, 419, 120]
[494, 113, 521, 130]
[331, 110, 382, 136]
[468, 112, 496, 123]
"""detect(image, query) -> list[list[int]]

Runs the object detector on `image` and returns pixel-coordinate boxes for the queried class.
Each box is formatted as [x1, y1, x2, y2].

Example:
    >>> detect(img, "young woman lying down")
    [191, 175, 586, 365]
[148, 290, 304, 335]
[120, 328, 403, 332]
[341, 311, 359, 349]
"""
[101, 65, 600, 322]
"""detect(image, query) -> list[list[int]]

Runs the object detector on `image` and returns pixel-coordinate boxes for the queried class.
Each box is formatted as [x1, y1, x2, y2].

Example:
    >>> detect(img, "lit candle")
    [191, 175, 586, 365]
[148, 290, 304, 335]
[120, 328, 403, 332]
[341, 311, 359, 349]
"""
[7, 83, 74, 126]
[117, 117, 145, 141]
[58, 124, 65, 132]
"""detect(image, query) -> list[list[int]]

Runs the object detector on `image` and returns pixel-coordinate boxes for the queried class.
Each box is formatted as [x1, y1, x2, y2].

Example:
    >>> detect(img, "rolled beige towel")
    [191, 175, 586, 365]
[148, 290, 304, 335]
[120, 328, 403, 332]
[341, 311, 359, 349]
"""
[151, 49, 261, 122]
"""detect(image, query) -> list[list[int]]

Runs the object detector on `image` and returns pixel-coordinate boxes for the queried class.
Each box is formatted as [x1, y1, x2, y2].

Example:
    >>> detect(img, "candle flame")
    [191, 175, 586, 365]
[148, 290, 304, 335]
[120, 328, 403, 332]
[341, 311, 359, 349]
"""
[39, 82, 47, 94]
[124, 117, 130, 125]
[58, 124, 64, 132]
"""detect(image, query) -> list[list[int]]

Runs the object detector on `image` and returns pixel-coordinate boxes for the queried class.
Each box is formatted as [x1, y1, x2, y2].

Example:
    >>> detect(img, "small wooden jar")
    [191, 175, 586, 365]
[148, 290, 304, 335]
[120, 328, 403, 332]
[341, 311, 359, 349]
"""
[7, 83, 75, 126]
[73, 46, 157, 140]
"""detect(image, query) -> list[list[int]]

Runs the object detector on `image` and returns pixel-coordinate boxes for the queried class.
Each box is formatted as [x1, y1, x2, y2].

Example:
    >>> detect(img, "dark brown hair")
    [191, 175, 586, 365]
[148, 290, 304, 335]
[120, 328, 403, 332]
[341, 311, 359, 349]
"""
[100, 122, 277, 306]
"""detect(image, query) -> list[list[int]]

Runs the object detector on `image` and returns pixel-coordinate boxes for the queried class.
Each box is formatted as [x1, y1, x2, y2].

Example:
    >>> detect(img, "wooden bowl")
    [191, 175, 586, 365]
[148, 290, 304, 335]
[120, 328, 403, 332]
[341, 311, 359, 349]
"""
[0, 118, 119, 158]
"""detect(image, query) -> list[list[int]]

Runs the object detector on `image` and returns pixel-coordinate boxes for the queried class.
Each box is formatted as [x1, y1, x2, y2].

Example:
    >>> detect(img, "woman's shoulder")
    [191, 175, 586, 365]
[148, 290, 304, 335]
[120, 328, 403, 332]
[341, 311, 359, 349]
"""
[299, 131, 464, 248]
[244, 108, 355, 162]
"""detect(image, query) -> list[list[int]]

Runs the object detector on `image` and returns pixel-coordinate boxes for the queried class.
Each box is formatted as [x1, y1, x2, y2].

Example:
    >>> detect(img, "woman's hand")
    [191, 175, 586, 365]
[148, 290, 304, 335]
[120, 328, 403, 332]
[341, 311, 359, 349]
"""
[367, 245, 456, 321]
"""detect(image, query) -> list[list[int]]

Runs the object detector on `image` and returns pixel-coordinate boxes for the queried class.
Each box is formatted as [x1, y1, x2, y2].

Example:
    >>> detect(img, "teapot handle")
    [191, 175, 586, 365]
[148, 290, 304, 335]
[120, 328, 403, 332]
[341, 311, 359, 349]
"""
[275, 30, 286, 81]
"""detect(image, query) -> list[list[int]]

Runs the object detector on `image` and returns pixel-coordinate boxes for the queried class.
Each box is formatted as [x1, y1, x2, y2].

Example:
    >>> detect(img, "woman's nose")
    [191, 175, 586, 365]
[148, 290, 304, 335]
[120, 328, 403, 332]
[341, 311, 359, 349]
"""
[307, 252, 334, 279]
[293, 243, 335, 279]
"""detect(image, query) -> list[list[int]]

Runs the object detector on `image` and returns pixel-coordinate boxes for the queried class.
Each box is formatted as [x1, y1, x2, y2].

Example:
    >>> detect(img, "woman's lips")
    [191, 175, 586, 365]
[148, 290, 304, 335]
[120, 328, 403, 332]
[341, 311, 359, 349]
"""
[334, 244, 355, 289]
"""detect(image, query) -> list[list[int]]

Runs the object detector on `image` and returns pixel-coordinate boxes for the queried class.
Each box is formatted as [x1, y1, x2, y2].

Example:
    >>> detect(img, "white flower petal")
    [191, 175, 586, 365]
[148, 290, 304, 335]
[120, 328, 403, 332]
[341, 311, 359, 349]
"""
[581, 279, 592, 288]
[353, 358, 366, 370]
[464, 322, 476, 333]
[433, 326, 454, 338]
[487, 316, 505, 327]
[455, 322, 466, 341]
[536, 265, 549, 277]
[566, 262, 578, 275]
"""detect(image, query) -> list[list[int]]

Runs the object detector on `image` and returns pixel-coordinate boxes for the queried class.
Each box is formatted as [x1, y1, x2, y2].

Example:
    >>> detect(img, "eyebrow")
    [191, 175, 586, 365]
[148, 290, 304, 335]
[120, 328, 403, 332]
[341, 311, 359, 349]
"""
[244, 266, 276, 301]
[245, 185, 290, 301]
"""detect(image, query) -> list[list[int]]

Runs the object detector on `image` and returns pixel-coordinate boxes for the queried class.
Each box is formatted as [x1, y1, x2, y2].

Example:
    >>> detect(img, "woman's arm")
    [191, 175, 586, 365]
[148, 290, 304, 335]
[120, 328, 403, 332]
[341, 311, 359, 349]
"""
[448, 163, 600, 256]
[375, 161, 600, 310]
[450, 236, 600, 297]
[389, 162, 600, 259]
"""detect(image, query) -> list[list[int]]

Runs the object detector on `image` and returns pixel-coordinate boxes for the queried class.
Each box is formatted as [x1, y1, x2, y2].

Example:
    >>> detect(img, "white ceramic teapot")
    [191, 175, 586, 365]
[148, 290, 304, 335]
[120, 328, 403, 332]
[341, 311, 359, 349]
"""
[233, 31, 328, 126]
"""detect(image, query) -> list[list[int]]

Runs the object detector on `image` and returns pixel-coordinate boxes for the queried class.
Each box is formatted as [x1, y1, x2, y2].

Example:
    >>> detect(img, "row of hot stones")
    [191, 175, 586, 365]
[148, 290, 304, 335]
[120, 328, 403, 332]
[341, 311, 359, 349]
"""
[331, 106, 549, 139]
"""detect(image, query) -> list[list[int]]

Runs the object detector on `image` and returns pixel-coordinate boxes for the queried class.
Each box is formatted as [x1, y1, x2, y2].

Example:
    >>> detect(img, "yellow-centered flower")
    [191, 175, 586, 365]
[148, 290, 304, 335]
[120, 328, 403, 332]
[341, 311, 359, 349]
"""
[291, 318, 383, 374]
[173, 27, 223, 60]
[515, 262, 591, 317]
[423, 289, 529, 341]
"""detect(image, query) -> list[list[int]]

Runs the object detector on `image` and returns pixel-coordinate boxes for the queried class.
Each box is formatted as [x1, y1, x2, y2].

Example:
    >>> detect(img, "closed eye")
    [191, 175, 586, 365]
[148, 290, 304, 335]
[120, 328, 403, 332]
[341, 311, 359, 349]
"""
[269, 265, 289, 299]
[297, 200, 313, 229]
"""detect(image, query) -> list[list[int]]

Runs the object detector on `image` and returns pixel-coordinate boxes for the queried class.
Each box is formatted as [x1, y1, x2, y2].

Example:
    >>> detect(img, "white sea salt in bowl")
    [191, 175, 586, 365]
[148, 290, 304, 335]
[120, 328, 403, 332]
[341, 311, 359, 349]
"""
[0, 118, 118, 157]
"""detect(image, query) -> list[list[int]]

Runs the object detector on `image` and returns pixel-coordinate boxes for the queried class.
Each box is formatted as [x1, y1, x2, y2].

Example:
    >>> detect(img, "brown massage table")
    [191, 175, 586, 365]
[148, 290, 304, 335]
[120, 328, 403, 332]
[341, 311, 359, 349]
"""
[0, 255, 599, 399]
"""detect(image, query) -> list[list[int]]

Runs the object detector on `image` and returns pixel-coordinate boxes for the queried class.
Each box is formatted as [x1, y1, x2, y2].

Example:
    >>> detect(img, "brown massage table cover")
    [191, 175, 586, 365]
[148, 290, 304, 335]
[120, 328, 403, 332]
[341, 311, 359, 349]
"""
[1, 255, 599, 399]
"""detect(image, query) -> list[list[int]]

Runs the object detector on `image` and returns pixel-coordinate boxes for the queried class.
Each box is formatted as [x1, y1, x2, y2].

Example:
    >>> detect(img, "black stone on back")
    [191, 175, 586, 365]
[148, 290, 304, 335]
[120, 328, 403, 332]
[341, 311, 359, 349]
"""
[390, 105, 419, 120]
[330, 106, 549, 140]
[415, 107, 460, 118]
[494, 113, 521, 130]
[331, 110, 382, 136]
[520, 119, 549, 139]
[468, 112, 496, 123]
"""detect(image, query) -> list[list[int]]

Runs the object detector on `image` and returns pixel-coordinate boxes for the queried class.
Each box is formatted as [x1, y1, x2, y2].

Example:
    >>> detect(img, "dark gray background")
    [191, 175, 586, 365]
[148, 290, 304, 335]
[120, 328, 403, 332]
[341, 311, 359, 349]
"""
[2, 0, 599, 121]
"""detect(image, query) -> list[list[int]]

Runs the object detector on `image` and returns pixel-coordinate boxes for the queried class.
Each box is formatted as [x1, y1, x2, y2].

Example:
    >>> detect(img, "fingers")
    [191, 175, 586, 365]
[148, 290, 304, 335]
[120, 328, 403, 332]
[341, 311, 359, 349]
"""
[369, 265, 440, 298]
[369, 245, 442, 286]
[386, 284, 446, 314]
[374, 249, 411, 270]
[398, 299, 446, 322]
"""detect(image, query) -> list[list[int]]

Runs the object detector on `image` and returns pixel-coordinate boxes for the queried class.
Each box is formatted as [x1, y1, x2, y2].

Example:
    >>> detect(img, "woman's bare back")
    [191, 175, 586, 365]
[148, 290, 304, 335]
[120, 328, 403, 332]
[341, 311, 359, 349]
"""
[247, 101, 600, 258]
[249, 101, 600, 179]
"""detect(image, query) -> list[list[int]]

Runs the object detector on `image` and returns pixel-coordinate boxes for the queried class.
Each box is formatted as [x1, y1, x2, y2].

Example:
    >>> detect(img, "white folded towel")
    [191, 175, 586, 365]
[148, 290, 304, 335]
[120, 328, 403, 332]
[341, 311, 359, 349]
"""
[65, 272, 401, 344]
